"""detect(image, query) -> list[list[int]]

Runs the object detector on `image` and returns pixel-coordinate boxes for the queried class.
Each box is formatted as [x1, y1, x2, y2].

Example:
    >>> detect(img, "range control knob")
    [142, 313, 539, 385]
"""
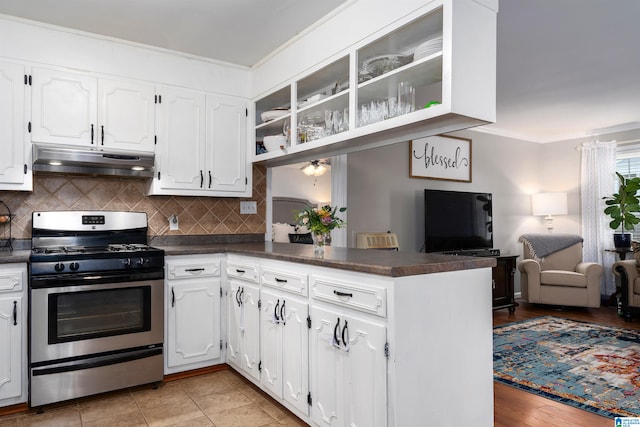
[123, 258, 132, 268]
[136, 258, 147, 267]
[70, 262, 80, 271]
[54, 263, 65, 272]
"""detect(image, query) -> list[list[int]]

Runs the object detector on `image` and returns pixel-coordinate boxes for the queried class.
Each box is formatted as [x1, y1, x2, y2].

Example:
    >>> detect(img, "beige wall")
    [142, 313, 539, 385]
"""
[0, 165, 266, 239]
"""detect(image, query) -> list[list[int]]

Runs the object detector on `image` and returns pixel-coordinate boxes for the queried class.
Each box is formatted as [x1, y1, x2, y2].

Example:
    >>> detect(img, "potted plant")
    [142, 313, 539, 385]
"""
[603, 172, 640, 249]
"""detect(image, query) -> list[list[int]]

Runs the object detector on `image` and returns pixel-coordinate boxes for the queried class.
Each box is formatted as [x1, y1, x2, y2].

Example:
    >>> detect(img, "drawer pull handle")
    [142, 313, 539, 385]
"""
[333, 317, 341, 346]
[333, 290, 353, 298]
[185, 268, 205, 272]
[235, 269, 246, 273]
[275, 278, 288, 283]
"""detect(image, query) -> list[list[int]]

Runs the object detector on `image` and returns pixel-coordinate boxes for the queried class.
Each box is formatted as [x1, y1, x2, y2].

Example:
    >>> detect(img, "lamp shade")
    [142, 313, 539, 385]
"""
[531, 192, 568, 216]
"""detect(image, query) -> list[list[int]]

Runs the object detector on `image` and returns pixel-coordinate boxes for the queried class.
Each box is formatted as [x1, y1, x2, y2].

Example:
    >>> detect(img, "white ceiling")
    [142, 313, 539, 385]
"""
[0, 0, 638, 144]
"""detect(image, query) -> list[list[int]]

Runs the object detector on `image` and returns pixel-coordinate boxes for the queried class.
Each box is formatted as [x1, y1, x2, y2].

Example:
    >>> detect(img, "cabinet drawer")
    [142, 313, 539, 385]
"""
[310, 275, 386, 317]
[226, 262, 259, 282]
[0, 267, 24, 293]
[261, 268, 308, 296]
[167, 260, 221, 279]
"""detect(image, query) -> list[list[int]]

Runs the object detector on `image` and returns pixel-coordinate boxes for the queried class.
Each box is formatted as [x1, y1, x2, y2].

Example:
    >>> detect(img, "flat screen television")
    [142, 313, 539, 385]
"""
[424, 189, 493, 253]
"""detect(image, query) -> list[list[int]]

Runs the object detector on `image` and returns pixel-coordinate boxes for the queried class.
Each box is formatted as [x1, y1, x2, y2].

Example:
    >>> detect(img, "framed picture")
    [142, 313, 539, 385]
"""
[409, 135, 472, 182]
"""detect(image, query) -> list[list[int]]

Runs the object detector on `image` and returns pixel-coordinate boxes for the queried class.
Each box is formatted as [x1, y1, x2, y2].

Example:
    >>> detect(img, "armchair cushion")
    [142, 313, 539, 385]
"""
[540, 270, 586, 287]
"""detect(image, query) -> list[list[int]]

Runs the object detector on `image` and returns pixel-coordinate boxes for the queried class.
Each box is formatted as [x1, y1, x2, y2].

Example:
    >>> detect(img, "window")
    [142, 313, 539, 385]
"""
[616, 147, 640, 239]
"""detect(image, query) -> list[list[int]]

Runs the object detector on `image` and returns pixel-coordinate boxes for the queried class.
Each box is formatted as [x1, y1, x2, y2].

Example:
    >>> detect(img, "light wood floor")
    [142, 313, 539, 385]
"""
[493, 299, 640, 427]
[1, 299, 636, 426]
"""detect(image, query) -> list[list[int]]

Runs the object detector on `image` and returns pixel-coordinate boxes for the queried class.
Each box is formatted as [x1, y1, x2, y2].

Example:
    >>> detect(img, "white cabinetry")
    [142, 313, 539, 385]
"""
[31, 67, 155, 152]
[149, 89, 250, 197]
[309, 274, 387, 427]
[260, 264, 309, 416]
[253, 0, 497, 165]
[0, 61, 30, 191]
[165, 255, 223, 374]
[226, 258, 260, 381]
[0, 263, 27, 406]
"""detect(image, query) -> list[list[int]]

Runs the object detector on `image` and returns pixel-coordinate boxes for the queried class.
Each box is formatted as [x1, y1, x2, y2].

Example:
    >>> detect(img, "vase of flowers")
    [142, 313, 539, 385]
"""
[296, 205, 346, 255]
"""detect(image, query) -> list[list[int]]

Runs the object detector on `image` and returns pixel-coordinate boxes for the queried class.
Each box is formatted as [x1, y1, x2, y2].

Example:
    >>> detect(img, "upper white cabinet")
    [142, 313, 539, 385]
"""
[148, 88, 250, 197]
[0, 60, 31, 191]
[252, 0, 497, 165]
[31, 67, 155, 152]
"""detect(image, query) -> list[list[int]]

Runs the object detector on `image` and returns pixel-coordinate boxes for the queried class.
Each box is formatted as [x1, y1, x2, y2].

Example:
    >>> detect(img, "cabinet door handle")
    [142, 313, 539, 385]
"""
[275, 278, 288, 283]
[280, 300, 286, 324]
[171, 288, 175, 307]
[274, 299, 280, 322]
[91, 124, 94, 144]
[13, 301, 17, 326]
[200, 170, 204, 188]
[333, 317, 341, 346]
[185, 268, 205, 272]
[235, 287, 241, 307]
[208, 171, 212, 189]
[333, 290, 353, 298]
[341, 320, 349, 349]
[101, 125, 104, 145]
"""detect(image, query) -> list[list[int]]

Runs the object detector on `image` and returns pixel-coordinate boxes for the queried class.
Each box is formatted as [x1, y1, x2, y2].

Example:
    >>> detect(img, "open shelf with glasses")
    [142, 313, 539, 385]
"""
[252, 0, 496, 165]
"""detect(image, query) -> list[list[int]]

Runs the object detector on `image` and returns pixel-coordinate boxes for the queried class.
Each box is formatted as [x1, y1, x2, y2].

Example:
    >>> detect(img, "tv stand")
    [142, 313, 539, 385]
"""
[442, 248, 500, 257]
[440, 249, 518, 312]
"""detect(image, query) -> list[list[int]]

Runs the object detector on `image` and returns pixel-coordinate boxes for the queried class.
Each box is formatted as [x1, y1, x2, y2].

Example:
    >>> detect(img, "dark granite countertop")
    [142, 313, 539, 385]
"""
[0, 239, 496, 277]
[159, 242, 496, 277]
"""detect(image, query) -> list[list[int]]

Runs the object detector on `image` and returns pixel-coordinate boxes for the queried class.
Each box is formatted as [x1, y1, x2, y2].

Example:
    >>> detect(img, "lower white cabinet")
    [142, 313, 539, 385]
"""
[165, 256, 223, 374]
[227, 279, 261, 381]
[0, 263, 27, 406]
[309, 304, 387, 427]
[260, 288, 309, 415]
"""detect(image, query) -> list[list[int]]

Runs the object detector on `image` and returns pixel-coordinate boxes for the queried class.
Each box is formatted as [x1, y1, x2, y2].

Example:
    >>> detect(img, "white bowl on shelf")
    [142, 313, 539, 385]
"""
[263, 135, 287, 152]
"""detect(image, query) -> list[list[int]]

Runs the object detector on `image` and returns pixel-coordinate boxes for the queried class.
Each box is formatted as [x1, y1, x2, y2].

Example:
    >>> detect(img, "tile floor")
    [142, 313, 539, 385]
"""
[0, 369, 308, 427]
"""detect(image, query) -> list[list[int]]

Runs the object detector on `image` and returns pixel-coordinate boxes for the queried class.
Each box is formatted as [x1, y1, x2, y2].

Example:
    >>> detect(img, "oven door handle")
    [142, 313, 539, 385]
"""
[31, 346, 163, 376]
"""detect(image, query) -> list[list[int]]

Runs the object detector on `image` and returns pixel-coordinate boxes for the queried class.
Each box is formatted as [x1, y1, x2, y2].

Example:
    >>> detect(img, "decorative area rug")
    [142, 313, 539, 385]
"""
[494, 316, 640, 418]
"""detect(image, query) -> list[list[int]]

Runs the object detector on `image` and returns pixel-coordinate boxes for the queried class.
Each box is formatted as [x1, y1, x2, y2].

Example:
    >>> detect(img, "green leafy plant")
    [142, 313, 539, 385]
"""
[295, 205, 346, 234]
[603, 172, 640, 232]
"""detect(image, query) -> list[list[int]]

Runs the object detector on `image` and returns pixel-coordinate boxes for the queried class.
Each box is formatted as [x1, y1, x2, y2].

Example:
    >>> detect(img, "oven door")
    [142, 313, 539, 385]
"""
[30, 279, 163, 364]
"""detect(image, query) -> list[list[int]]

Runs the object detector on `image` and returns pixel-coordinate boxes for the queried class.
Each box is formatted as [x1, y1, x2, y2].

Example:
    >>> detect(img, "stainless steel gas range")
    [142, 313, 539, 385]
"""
[28, 211, 164, 408]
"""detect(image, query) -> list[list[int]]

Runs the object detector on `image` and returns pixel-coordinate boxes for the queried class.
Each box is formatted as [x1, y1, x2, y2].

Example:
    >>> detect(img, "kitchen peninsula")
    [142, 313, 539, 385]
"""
[160, 241, 496, 426]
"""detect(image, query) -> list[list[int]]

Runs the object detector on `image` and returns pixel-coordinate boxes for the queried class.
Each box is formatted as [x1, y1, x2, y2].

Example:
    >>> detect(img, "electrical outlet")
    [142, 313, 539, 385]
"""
[169, 214, 179, 231]
[240, 201, 257, 214]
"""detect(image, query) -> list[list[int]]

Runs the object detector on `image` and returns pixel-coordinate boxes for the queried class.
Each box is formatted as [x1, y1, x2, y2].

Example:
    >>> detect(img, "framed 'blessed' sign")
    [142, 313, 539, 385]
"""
[409, 135, 472, 182]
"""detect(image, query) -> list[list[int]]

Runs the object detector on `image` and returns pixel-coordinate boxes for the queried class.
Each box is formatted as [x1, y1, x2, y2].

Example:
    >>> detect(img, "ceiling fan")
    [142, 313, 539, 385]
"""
[300, 159, 331, 176]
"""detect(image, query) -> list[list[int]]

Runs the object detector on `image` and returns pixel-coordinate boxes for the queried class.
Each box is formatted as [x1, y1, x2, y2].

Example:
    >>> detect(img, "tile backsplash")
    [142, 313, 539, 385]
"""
[0, 165, 266, 240]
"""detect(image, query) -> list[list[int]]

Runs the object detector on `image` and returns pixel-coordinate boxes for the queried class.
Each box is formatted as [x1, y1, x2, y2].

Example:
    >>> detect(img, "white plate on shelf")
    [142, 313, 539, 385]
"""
[413, 36, 443, 60]
[261, 109, 289, 123]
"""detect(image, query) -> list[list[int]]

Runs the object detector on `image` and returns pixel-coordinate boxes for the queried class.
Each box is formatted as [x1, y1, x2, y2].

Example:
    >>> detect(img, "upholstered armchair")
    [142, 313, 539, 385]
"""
[518, 234, 602, 308]
[612, 260, 640, 320]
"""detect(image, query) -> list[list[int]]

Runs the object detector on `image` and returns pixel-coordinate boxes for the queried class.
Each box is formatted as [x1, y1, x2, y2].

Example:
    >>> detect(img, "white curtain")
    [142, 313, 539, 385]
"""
[580, 140, 617, 296]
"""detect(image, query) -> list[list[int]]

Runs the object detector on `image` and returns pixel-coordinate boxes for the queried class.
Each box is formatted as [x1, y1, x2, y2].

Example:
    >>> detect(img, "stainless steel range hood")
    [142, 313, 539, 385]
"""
[33, 144, 155, 178]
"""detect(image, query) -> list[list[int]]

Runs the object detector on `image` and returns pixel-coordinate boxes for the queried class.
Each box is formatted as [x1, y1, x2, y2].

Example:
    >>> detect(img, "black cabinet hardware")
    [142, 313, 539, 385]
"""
[274, 299, 280, 322]
[341, 320, 349, 348]
[235, 287, 241, 307]
[235, 269, 245, 273]
[13, 301, 17, 325]
[200, 170, 204, 188]
[91, 124, 94, 144]
[28, 122, 31, 133]
[333, 290, 353, 298]
[280, 300, 286, 324]
[24, 164, 27, 174]
[171, 288, 175, 307]
[101, 125, 104, 145]
[333, 317, 341, 346]
[185, 268, 205, 272]
[275, 278, 288, 283]
[208, 171, 212, 188]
